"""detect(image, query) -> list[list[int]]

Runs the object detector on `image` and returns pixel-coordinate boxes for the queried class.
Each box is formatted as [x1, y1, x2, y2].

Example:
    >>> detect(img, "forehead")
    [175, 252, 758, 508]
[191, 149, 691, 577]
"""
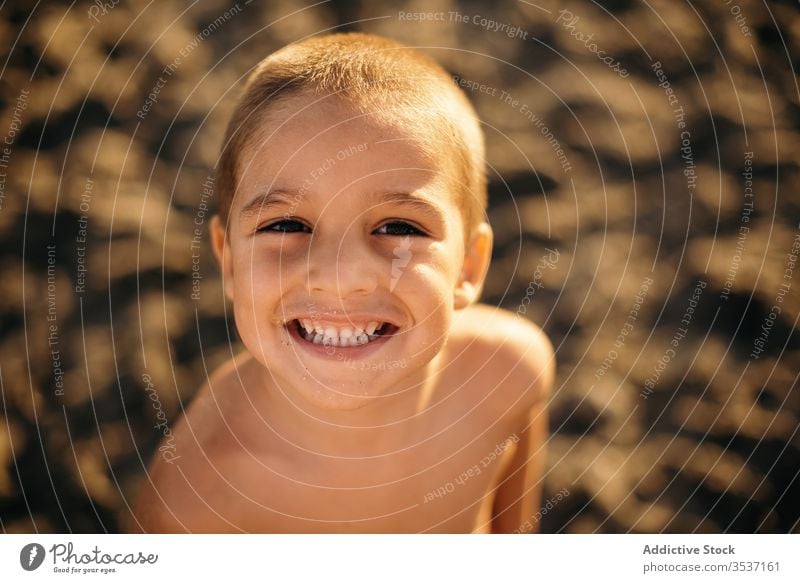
[233, 93, 463, 211]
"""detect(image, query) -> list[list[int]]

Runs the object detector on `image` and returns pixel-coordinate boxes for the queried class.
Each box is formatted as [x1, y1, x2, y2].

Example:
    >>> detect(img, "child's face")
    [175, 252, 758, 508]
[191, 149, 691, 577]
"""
[211, 95, 491, 411]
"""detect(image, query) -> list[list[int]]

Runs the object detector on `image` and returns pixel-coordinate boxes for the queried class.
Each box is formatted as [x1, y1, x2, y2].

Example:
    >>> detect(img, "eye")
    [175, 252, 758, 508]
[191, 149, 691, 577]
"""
[374, 221, 426, 236]
[257, 219, 311, 234]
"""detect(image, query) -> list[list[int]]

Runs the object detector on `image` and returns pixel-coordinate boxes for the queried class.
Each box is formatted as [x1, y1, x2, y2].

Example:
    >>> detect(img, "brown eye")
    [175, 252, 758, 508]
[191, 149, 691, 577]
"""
[375, 221, 425, 236]
[258, 219, 311, 234]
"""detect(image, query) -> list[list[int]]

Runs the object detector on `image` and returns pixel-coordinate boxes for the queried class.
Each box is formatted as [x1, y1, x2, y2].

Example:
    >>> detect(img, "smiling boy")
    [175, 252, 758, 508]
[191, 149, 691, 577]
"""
[131, 33, 554, 533]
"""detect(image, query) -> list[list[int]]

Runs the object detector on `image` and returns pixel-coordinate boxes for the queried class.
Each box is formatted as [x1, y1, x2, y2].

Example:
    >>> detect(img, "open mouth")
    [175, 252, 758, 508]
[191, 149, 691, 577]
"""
[287, 319, 399, 347]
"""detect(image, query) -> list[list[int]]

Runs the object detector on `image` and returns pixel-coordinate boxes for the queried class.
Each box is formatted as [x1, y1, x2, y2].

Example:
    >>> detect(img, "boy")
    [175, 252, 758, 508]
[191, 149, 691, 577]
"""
[131, 33, 554, 533]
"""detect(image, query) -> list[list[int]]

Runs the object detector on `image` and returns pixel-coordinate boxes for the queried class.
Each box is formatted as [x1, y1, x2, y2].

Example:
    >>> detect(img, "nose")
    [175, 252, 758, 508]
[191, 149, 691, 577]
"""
[305, 230, 378, 297]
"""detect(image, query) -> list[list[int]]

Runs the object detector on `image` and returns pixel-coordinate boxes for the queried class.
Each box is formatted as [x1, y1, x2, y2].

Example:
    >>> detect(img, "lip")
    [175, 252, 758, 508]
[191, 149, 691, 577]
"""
[284, 318, 397, 360]
[282, 312, 402, 329]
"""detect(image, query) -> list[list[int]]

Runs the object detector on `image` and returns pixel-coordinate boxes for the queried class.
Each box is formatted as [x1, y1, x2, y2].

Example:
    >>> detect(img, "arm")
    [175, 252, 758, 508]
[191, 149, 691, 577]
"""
[128, 452, 242, 533]
[490, 397, 549, 533]
[490, 326, 555, 534]
[127, 477, 190, 534]
[128, 361, 240, 533]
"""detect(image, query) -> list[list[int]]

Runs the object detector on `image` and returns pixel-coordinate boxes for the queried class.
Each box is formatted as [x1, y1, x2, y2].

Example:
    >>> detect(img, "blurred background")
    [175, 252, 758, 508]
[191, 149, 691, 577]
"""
[0, 0, 798, 533]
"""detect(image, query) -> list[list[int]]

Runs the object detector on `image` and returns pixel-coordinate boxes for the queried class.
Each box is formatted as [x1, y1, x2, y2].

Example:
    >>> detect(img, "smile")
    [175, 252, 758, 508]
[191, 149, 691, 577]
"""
[288, 319, 399, 347]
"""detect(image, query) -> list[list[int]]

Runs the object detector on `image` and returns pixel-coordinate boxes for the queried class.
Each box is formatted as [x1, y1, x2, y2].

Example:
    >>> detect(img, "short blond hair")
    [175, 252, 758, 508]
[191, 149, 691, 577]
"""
[216, 33, 487, 238]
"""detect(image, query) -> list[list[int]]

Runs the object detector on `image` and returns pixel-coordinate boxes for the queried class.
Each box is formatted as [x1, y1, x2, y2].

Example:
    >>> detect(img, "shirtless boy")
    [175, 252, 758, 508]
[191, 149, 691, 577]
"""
[131, 33, 554, 533]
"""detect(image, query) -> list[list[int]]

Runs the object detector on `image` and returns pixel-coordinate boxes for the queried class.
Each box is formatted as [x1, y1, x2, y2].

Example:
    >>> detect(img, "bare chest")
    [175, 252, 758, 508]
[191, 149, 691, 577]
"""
[220, 426, 517, 533]
[191, 389, 520, 533]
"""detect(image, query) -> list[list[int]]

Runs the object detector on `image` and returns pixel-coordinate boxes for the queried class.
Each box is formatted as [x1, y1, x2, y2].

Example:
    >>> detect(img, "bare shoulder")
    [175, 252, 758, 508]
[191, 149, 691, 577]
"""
[449, 303, 555, 409]
[128, 352, 256, 533]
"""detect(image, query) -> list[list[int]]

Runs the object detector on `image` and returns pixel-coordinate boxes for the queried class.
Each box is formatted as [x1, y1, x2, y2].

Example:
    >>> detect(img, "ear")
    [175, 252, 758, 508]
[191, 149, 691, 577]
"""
[210, 215, 235, 302]
[454, 222, 493, 310]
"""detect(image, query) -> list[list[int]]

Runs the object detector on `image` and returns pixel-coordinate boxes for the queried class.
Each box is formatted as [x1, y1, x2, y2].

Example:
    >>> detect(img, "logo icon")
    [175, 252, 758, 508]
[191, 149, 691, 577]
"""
[20, 543, 46, 571]
[390, 236, 412, 291]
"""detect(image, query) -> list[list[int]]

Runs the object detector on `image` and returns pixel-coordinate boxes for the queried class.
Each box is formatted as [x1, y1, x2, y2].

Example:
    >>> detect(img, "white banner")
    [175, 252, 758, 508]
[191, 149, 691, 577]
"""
[1, 534, 797, 582]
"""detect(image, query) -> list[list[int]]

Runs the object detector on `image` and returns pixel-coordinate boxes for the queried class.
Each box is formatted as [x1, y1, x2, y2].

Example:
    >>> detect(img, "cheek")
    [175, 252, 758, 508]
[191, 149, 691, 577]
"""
[412, 249, 462, 332]
[229, 251, 287, 361]
[404, 264, 453, 301]
[400, 262, 457, 338]
[229, 249, 285, 333]
[401, 244, 462, 294]
[231, 244, 297, 291]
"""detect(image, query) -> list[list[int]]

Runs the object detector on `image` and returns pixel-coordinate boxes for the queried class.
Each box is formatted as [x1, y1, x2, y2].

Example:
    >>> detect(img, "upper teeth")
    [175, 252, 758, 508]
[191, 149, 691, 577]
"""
[297, 319, 384, 346]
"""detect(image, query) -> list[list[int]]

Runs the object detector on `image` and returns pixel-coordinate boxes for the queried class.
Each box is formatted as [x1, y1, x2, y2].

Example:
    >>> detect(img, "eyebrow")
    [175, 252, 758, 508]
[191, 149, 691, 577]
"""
[238, 189, 447, 223]
[238, 189, 302, 221]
